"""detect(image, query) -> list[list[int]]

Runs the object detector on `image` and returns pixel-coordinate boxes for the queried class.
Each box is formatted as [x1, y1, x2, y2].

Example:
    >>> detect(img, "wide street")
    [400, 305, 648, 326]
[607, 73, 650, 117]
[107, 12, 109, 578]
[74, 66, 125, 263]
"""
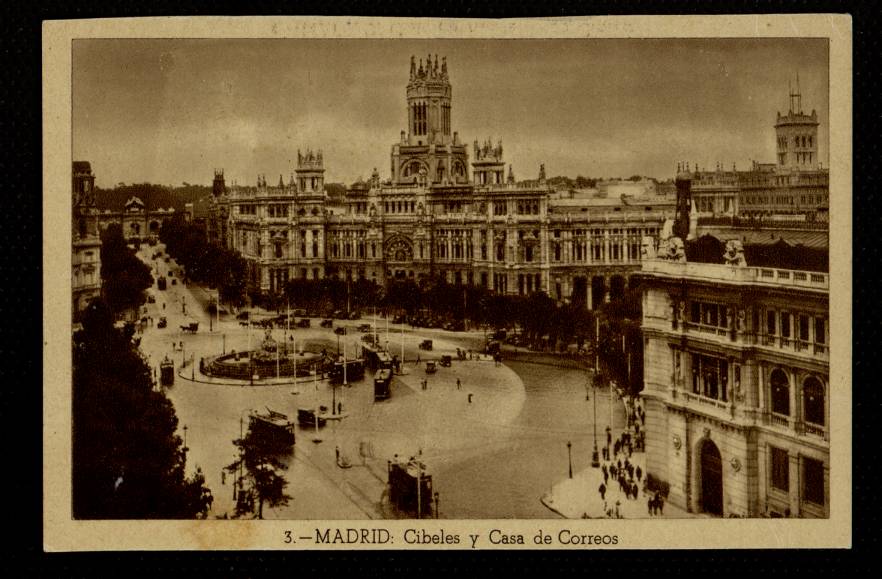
[134, 243, 628, 519]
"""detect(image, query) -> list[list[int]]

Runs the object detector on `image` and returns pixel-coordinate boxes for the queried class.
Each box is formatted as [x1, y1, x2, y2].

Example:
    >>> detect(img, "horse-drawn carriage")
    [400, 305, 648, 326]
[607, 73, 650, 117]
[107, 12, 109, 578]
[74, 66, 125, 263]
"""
[180, 321, 199, 333]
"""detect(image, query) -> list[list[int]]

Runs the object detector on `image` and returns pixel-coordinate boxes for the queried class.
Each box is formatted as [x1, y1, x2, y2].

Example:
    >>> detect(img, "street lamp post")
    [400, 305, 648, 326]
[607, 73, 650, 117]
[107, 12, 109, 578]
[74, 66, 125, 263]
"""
[591, 379, 600, 468]
[567, 440, 573, 478]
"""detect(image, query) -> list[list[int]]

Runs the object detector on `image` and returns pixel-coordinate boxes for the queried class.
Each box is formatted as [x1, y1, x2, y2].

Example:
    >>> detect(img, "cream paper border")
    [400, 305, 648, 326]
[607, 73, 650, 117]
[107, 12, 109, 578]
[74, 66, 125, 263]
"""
[43, 14, 852, 551]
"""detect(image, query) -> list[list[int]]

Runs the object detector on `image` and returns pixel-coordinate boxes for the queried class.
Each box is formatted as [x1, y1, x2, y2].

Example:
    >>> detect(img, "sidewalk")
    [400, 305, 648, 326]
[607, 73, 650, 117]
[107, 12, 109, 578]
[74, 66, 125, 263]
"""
[541, 397, 692, 519]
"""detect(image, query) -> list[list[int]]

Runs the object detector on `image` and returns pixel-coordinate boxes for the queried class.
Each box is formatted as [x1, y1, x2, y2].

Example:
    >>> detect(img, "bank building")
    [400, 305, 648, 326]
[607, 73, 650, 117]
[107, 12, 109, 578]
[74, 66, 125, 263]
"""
[639, 90, 830, 518]
[207, 55, 675, 306]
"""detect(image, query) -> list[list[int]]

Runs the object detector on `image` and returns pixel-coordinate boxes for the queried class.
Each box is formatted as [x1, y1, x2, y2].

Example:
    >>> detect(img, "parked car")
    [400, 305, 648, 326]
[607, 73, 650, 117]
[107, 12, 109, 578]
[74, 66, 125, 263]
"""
[147, 294, 156, 304]
[157, 316, 167, 328]
[443, 320, 465, 332]
[392, 314, 407, 324]
[418, 339, 433, 351]
[320, 319, 333, 328]
[236, 311, 250, 320]
[348, 311, 361, 320]
[334, 327, 347, 336]
[296, 318, 311, 328]
[358, 323, 373, 333]
[439, 355, 452, 367]
[425, 361, 437, 374]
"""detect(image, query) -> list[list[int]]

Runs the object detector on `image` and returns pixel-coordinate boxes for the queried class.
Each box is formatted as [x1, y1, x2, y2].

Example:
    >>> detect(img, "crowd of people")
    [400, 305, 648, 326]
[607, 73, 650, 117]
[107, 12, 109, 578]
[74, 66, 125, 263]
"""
[591, 396, 666, 519]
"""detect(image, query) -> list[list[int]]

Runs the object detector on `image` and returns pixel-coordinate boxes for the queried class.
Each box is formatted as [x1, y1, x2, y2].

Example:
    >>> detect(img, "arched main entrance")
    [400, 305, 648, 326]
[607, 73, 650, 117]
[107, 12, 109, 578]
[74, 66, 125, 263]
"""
[699, 439, 723, 515]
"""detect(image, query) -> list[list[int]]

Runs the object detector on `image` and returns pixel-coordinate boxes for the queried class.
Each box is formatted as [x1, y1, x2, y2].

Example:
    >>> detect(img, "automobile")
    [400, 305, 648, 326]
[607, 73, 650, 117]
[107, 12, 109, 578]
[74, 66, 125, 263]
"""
[293, 308, 307, 317]
[439, 355, 452, 367]
[320, 319, 333, 328]
[296, 318, 311, 328]
[334, 327, 347, 336]
[443, 320, 465, 332]
[236, 311, 250, 320]
[392, 314, 407, 324]
[167, 271, 173, 277]
[492, 329, 508, 341]
[348, 311, 361, 320]
[332, 309, 346, 319]
[425, 361, 437, 374]
[485, 340, 501, 355]
[418, 339, 433, 351]
[157, 277, 167, 291]
[171, 279, 177, 285]
[361, 333, 376, 344]
[157, 316, 168, 328]
[357, 323, 373, 333]
[147, 294, 156, 304]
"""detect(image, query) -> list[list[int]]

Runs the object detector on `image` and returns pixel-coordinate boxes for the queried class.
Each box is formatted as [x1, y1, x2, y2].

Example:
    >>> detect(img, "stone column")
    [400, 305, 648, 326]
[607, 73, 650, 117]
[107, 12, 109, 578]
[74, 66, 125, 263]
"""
[604, 277, 611, 303]
[788, 453, 801, 516]
[587, 283, 593, 311]
[604, 231, 611, 264]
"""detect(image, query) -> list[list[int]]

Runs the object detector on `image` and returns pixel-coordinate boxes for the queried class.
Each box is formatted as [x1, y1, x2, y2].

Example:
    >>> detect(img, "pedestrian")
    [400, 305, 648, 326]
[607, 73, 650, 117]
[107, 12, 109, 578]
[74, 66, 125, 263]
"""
[603, 470, 609, 485]
[636, 466, 642, 482]
[468, 393, 473, 404]
[615, 500, 621, 518]
[606, 429, 612, 447]
[632, 482, 639, 499]
[658, 495, 665, 515]
[416, 354, 421, 365]
[456, 378, 462, 390]
[617, 459, 622, 471]
[648, 495, 654, 515]
[599, 483, 606, 501]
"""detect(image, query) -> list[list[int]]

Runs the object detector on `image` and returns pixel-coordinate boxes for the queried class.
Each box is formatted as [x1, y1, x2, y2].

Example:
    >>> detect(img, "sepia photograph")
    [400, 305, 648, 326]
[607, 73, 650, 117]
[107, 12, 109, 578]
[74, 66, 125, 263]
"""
[45, 15, 852, 550]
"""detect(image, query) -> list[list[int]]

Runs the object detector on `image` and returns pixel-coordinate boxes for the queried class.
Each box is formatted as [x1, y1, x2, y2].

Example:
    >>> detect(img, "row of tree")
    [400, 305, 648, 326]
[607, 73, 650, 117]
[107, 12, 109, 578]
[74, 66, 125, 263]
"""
[159, 219, 248, 306]
[276, 274, 643, 395]
[73, 299, 213, 518]
[100, 223, 153, 316]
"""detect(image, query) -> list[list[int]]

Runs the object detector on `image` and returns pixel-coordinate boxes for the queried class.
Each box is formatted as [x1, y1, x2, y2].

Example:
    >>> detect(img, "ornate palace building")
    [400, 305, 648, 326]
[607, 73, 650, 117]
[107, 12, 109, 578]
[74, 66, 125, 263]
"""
[72, 161, 102, 322]
[96, 197, 177, 241]
[639, 170, 830, 518]
[687, 81, 829, 224]
[208, 55, 674, 305]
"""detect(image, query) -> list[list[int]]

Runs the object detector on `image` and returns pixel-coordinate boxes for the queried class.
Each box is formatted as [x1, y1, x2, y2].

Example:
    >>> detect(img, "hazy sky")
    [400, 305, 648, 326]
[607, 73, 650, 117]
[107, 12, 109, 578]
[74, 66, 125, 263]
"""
[72, 38, 828, 188]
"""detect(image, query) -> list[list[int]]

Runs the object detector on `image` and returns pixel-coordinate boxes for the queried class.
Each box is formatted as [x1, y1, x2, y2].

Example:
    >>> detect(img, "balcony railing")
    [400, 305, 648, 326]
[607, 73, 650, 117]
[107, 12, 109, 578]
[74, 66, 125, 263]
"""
[681, 391, 729, 411]
[803, 422, 827, 439]
[770, 413, 789, 428]
[642, 259, 828, 291]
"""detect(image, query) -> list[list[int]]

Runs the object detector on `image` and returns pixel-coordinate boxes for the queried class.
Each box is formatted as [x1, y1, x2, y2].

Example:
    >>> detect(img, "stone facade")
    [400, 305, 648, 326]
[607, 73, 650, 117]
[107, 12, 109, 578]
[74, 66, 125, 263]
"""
[686, 84, 828, 223]
[640, 256, 830, 518]
[96, 198, 176, 241]
[209, 56, 676, 302]
[72, 161, 102, 321]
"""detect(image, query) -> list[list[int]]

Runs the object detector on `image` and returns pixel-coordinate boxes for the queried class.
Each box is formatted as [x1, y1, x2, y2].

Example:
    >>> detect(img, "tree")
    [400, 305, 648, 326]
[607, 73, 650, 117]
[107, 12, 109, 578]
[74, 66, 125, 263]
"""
[100, 224, 152, 315]
[72, 299, 212, 518]
[226, 421, 292, 519]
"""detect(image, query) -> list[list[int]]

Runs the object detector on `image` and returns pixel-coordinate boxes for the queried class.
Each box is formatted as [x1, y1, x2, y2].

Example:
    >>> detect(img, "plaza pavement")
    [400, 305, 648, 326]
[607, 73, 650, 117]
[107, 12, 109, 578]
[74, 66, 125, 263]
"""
[132, 243, 631, 519]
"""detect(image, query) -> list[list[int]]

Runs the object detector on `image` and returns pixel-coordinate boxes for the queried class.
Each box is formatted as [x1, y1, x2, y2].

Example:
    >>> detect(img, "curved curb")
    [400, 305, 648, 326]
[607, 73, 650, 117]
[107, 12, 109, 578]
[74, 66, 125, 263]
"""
[175, 366, 333, 388]
[539, 495, 569, 519]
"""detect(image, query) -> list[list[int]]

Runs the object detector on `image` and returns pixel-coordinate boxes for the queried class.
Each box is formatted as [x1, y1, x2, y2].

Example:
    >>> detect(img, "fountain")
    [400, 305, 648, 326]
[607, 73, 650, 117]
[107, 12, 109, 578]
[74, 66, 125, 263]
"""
[202, 328, 327, 382]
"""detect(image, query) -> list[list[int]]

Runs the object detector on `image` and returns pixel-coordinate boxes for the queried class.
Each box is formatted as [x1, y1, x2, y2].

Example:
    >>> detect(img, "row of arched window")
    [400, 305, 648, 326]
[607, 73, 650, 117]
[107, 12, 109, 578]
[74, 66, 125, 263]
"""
[770, 369, 825, 427]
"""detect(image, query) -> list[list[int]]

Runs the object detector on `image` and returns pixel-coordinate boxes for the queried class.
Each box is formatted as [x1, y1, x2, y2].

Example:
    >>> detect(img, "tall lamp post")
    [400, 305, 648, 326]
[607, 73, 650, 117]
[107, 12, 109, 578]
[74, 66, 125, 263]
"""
[567, 440, 573, 478]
